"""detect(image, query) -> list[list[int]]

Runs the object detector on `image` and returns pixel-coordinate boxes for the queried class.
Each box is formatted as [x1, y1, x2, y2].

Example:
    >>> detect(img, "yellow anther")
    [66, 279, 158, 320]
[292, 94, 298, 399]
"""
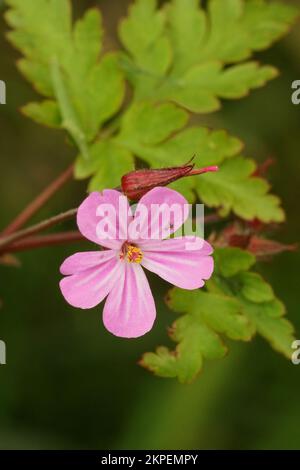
[120, 244, 143, 263]
[127, 245, 143, 263]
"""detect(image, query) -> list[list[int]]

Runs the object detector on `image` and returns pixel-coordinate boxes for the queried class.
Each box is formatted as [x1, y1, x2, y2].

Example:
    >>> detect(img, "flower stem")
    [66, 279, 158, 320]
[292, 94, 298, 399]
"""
[2, 164, 74, 235]
[2, 231, 84, 254]
[0, 208, 77, 251]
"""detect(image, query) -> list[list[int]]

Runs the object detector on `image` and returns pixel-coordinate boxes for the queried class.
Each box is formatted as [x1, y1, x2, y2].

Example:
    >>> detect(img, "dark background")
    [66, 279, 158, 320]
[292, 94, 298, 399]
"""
[0, 0, 300, 449]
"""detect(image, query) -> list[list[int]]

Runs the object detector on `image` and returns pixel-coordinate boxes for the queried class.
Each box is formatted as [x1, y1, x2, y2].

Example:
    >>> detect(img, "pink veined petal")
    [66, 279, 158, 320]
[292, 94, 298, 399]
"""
[60, 254, 122, 309]
[141, 237, 214, 290]
[77, 190, 132, 249]
[60, 250, 117, 276]
[138, 236, 213, 255]
[103, 263, 156, 338]
[128, 187, 189, 242]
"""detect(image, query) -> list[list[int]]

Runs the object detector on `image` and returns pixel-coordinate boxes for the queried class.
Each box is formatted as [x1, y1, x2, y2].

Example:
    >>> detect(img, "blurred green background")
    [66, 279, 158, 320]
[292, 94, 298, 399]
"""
[1, 0, 300, 450]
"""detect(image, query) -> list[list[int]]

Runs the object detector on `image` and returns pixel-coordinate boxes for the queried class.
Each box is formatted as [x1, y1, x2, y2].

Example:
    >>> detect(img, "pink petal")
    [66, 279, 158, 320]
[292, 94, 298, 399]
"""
[60, 254, 121, 309]
[141, 237, 214, 289]
[103, 263, 156, 338]
[77, 190, 132, 249]
[60, 250, 116, 275]
[128, 187, 189, 242]
[139, 236, 213, 254]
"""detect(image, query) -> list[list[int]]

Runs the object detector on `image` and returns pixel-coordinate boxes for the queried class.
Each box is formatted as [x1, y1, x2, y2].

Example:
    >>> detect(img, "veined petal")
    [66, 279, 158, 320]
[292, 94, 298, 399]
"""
[103, 263, 156, 338]
[128, 187, 189, 242]
[60, 255, 121, 309]
[141, 237, 214, 290]
[60, 250, 116, 276]
[77, 190, 132, 249]
[139, 236, 213, 254]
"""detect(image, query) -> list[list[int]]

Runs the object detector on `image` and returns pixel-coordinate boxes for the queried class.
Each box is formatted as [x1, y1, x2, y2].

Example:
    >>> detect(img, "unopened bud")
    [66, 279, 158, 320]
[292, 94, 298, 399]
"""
[121, 160, 218, 201]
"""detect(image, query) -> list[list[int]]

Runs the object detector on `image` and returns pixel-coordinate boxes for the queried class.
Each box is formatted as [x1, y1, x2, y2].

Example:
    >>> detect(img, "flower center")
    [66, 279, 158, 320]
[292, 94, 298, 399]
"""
[120, 243, 143, 263]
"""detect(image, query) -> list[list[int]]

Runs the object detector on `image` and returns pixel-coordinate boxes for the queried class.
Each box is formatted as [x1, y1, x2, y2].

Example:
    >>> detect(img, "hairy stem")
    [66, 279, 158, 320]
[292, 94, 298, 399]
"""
[0, 208, 77, 251]
[1, 231, 84, 254]
[2, 164, 74, 235]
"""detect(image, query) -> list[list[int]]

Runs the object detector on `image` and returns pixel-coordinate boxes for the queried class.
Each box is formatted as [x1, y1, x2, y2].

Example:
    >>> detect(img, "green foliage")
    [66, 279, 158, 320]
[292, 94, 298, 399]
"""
[168, 0, 296, 65]
[119, 0, 296, 111]
[77, 101, 285, 220]
[22, 100, 62, 128]
[141, 248, 295, 383]
[142, 289, 253, 383]
[119, 0, 171, 76]
[75, 100, 242, 194]
[6, 0, 296, 222]
[4, 0, 298, 382]
[213, 247, 255, 277]
[196, 156, 285, 222]
[5, 0, 125, 158]
[75, 139, 133, 191]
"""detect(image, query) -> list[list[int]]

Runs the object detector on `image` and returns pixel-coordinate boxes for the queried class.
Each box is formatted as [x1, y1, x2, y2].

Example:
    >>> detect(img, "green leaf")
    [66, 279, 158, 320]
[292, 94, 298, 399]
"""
[73, 8, 103, 73]
[75, 140, 134, 191]
[120, 0, 297, 111]
[113, 101, 244, 201]
[214, 247, 256, 278]
[117, 103, 242, 167]
[119, 101, 188, 146]
[114, 103, 284, 221]
[141, 289, 254, 383]
[50, 57, 89, 159]
[214, 248, 295, 359]
[119, 0, 171, 75]
[5, 1, 125, 152]
[21, 100, 61, 128]
[5, 0, 72, 86]
[141, 322, 225, 384]
[170, 290, 254, 342]
[237, 271, 274, 303]
[196, 156, 285, 222]
[239, 297, 294, 359]
[193, 0, 298, 63]
[166, 0, 206, 75]
[143, 247, 295, 382]
[156, 61, 277, 113]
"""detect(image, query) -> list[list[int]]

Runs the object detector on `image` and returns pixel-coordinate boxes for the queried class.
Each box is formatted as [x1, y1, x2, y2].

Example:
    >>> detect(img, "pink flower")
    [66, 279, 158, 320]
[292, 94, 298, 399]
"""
[59, 187, 214, 338]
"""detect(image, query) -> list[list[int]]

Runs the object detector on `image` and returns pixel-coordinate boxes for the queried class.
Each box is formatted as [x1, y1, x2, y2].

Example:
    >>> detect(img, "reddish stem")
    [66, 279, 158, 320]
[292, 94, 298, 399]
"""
[3, 231, 84, 253]
[0, 208, 77, 251]
[2, 164, 74, 235]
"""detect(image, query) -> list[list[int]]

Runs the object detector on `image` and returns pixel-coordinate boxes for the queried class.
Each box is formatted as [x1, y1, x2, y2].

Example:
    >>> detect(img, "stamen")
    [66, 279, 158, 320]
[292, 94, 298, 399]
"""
[120, 243, 143, 263]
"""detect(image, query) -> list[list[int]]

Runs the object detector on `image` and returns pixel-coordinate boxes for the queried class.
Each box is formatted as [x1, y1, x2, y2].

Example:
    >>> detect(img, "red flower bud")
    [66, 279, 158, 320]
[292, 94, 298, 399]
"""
[121, 160, 218, 201]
